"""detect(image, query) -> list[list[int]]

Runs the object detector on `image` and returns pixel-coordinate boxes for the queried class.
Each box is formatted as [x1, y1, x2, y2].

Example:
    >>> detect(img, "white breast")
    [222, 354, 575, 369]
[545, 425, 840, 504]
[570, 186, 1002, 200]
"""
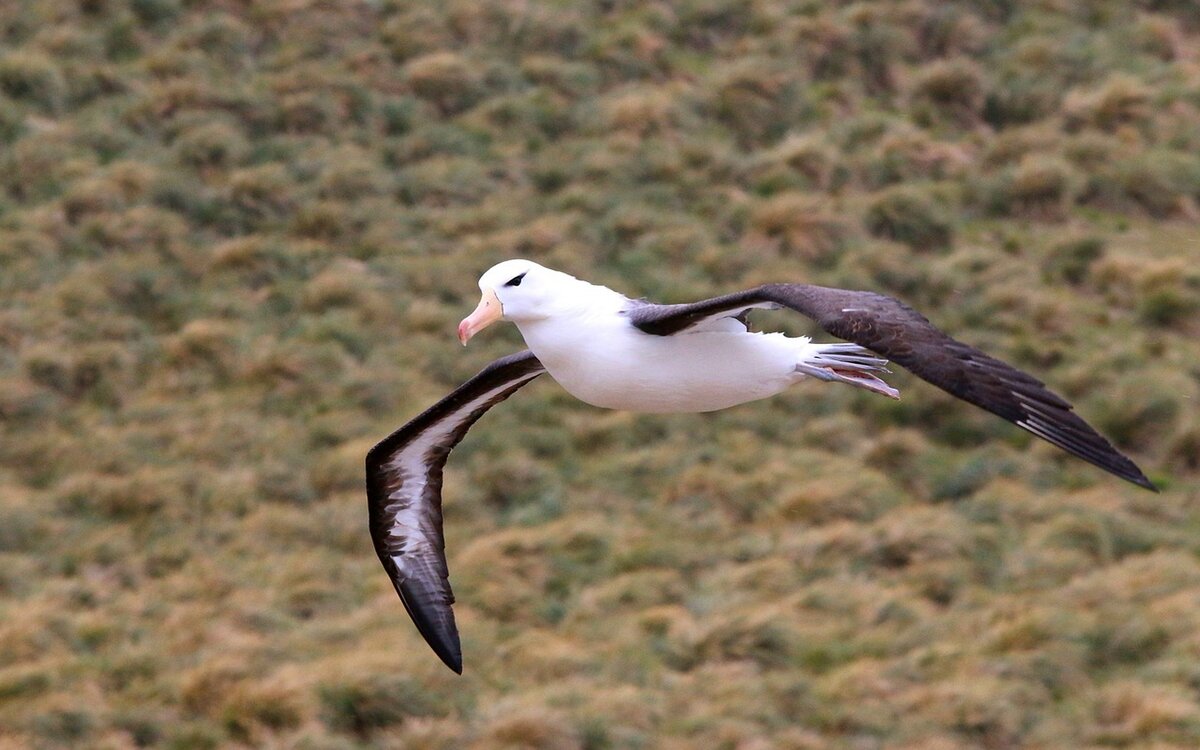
[516, 313, 802, 413]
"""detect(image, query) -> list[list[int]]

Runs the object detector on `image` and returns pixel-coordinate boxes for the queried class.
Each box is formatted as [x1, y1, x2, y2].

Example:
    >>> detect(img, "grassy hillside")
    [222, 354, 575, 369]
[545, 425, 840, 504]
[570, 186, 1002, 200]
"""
[1, 0, 1199, 747]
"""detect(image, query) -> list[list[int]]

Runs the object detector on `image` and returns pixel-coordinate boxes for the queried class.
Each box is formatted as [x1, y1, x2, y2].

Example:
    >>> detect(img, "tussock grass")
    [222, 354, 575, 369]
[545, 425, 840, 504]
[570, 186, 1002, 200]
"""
[0, 1, 1195, 747]
[1064, 74, 1155, 133]
[864, 185, 954, 251]
[1043, 235, 1106, 284]
[0, 51, 67, 115]
[908, 58, 985, 128]
[749, 193, 848, 264]
[405, 52, 482, 116]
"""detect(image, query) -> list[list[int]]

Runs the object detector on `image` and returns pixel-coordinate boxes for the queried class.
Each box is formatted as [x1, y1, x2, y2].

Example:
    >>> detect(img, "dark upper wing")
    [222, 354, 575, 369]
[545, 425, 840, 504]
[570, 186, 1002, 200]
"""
[365, 350, 545, 673]
[629, 284, 1155, 491]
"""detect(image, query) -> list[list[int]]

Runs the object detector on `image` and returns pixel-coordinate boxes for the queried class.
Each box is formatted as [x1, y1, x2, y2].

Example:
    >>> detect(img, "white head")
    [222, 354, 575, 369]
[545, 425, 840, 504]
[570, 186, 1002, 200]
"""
[457, 260, 593, 344]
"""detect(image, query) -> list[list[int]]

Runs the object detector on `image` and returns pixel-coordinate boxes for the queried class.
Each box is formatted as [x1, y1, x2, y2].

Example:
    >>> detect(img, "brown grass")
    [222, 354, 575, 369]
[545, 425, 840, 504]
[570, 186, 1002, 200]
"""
[0, 2, 1196, 748]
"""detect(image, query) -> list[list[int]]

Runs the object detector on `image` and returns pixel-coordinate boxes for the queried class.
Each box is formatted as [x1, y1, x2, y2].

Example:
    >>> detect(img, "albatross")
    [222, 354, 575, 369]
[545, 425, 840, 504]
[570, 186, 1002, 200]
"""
[366, 259, 1155, 673]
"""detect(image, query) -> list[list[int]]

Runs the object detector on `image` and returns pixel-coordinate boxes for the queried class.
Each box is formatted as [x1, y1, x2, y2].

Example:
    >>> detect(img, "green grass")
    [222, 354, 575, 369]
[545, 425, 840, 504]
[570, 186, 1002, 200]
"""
[0, 0, 1198, 748]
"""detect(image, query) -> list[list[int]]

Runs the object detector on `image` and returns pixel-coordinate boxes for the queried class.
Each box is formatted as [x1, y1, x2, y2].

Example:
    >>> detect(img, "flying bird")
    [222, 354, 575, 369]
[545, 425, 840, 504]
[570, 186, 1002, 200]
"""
[366, 259, 1155, 673]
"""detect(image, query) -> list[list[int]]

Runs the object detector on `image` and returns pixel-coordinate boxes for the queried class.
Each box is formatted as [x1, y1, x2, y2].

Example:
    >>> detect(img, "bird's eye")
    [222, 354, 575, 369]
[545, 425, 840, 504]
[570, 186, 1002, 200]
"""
[505, 273, 526, 287]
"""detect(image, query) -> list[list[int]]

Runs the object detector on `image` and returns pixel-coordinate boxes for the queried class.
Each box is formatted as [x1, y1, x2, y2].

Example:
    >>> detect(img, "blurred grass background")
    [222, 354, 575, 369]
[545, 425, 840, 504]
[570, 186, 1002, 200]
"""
[0, 0, 1199, 748]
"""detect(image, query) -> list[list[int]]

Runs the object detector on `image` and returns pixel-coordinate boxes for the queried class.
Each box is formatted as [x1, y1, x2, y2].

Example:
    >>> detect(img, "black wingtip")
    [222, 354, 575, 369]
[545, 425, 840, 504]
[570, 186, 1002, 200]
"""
[396, 582, 464, 674]
[1082, 452, 1157, 492]
[1101, 453, 1157, 492]
[426, 627, 463, 674]
[1130, 473, 1159, 493]
[1100, 460, 1157, 492]
[422, 616, 463, 674]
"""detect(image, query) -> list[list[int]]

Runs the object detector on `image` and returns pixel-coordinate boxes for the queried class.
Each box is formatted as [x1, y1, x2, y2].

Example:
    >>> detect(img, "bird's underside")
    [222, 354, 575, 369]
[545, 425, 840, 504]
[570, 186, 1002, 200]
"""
[366, 281, 1156, 673]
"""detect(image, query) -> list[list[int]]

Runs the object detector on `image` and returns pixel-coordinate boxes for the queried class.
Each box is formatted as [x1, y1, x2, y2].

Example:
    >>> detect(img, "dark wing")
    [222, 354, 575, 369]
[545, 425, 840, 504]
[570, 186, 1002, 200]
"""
[366, 350, 545, 673]
[629, 284, 1155, 491]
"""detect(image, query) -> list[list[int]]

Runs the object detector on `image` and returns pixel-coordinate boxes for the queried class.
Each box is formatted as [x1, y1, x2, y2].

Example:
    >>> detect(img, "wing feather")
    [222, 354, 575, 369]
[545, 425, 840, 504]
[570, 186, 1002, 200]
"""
[365, 350, 545, 673]
[629, 284, 1155, 490]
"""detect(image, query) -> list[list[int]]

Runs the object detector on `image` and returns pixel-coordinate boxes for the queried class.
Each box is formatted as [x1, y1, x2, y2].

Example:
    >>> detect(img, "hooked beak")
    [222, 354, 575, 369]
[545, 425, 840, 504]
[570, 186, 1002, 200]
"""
[457, 288, 503, 345]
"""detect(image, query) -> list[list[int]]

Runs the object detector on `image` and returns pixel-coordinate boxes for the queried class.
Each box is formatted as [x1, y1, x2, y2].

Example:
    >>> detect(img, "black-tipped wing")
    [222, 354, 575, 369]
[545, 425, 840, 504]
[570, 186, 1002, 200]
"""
[629, 284, 1155, 490]
[366, 350, 545, 673]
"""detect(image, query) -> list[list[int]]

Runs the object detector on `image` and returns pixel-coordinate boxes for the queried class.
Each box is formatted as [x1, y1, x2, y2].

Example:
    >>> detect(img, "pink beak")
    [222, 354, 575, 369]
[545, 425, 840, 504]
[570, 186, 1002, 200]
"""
[457, 288, 503, 345]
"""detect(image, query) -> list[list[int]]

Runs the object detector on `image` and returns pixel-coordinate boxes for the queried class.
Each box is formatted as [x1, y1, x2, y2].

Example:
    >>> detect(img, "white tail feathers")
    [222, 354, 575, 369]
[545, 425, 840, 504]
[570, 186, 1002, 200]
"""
[795, 343, 900, 400]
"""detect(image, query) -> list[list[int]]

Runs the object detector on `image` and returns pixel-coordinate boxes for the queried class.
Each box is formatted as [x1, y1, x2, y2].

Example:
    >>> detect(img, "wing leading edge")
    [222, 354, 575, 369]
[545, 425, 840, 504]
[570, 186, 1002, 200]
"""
[628, 283, 1156, 491]
[365, 350, 545, 673]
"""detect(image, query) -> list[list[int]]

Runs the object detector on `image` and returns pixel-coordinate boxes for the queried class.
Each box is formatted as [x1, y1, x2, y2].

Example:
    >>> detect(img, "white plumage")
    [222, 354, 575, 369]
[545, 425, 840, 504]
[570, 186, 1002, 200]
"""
[473, 260, 897, 413]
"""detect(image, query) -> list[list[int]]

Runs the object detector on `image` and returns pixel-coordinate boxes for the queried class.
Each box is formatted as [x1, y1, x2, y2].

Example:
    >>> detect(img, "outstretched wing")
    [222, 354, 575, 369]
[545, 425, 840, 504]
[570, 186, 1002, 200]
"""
[365, 350, 545, 673]
[628, 284, 1155, 491]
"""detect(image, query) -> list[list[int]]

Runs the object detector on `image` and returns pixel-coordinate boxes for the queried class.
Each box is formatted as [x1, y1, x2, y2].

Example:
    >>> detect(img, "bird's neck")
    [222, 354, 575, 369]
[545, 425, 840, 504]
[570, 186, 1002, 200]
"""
[513, 284, 625, 368]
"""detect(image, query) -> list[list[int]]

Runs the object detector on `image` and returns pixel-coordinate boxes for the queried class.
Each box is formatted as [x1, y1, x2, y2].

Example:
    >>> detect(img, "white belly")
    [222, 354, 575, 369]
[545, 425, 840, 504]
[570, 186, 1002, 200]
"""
[517, 317, 802, 413]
